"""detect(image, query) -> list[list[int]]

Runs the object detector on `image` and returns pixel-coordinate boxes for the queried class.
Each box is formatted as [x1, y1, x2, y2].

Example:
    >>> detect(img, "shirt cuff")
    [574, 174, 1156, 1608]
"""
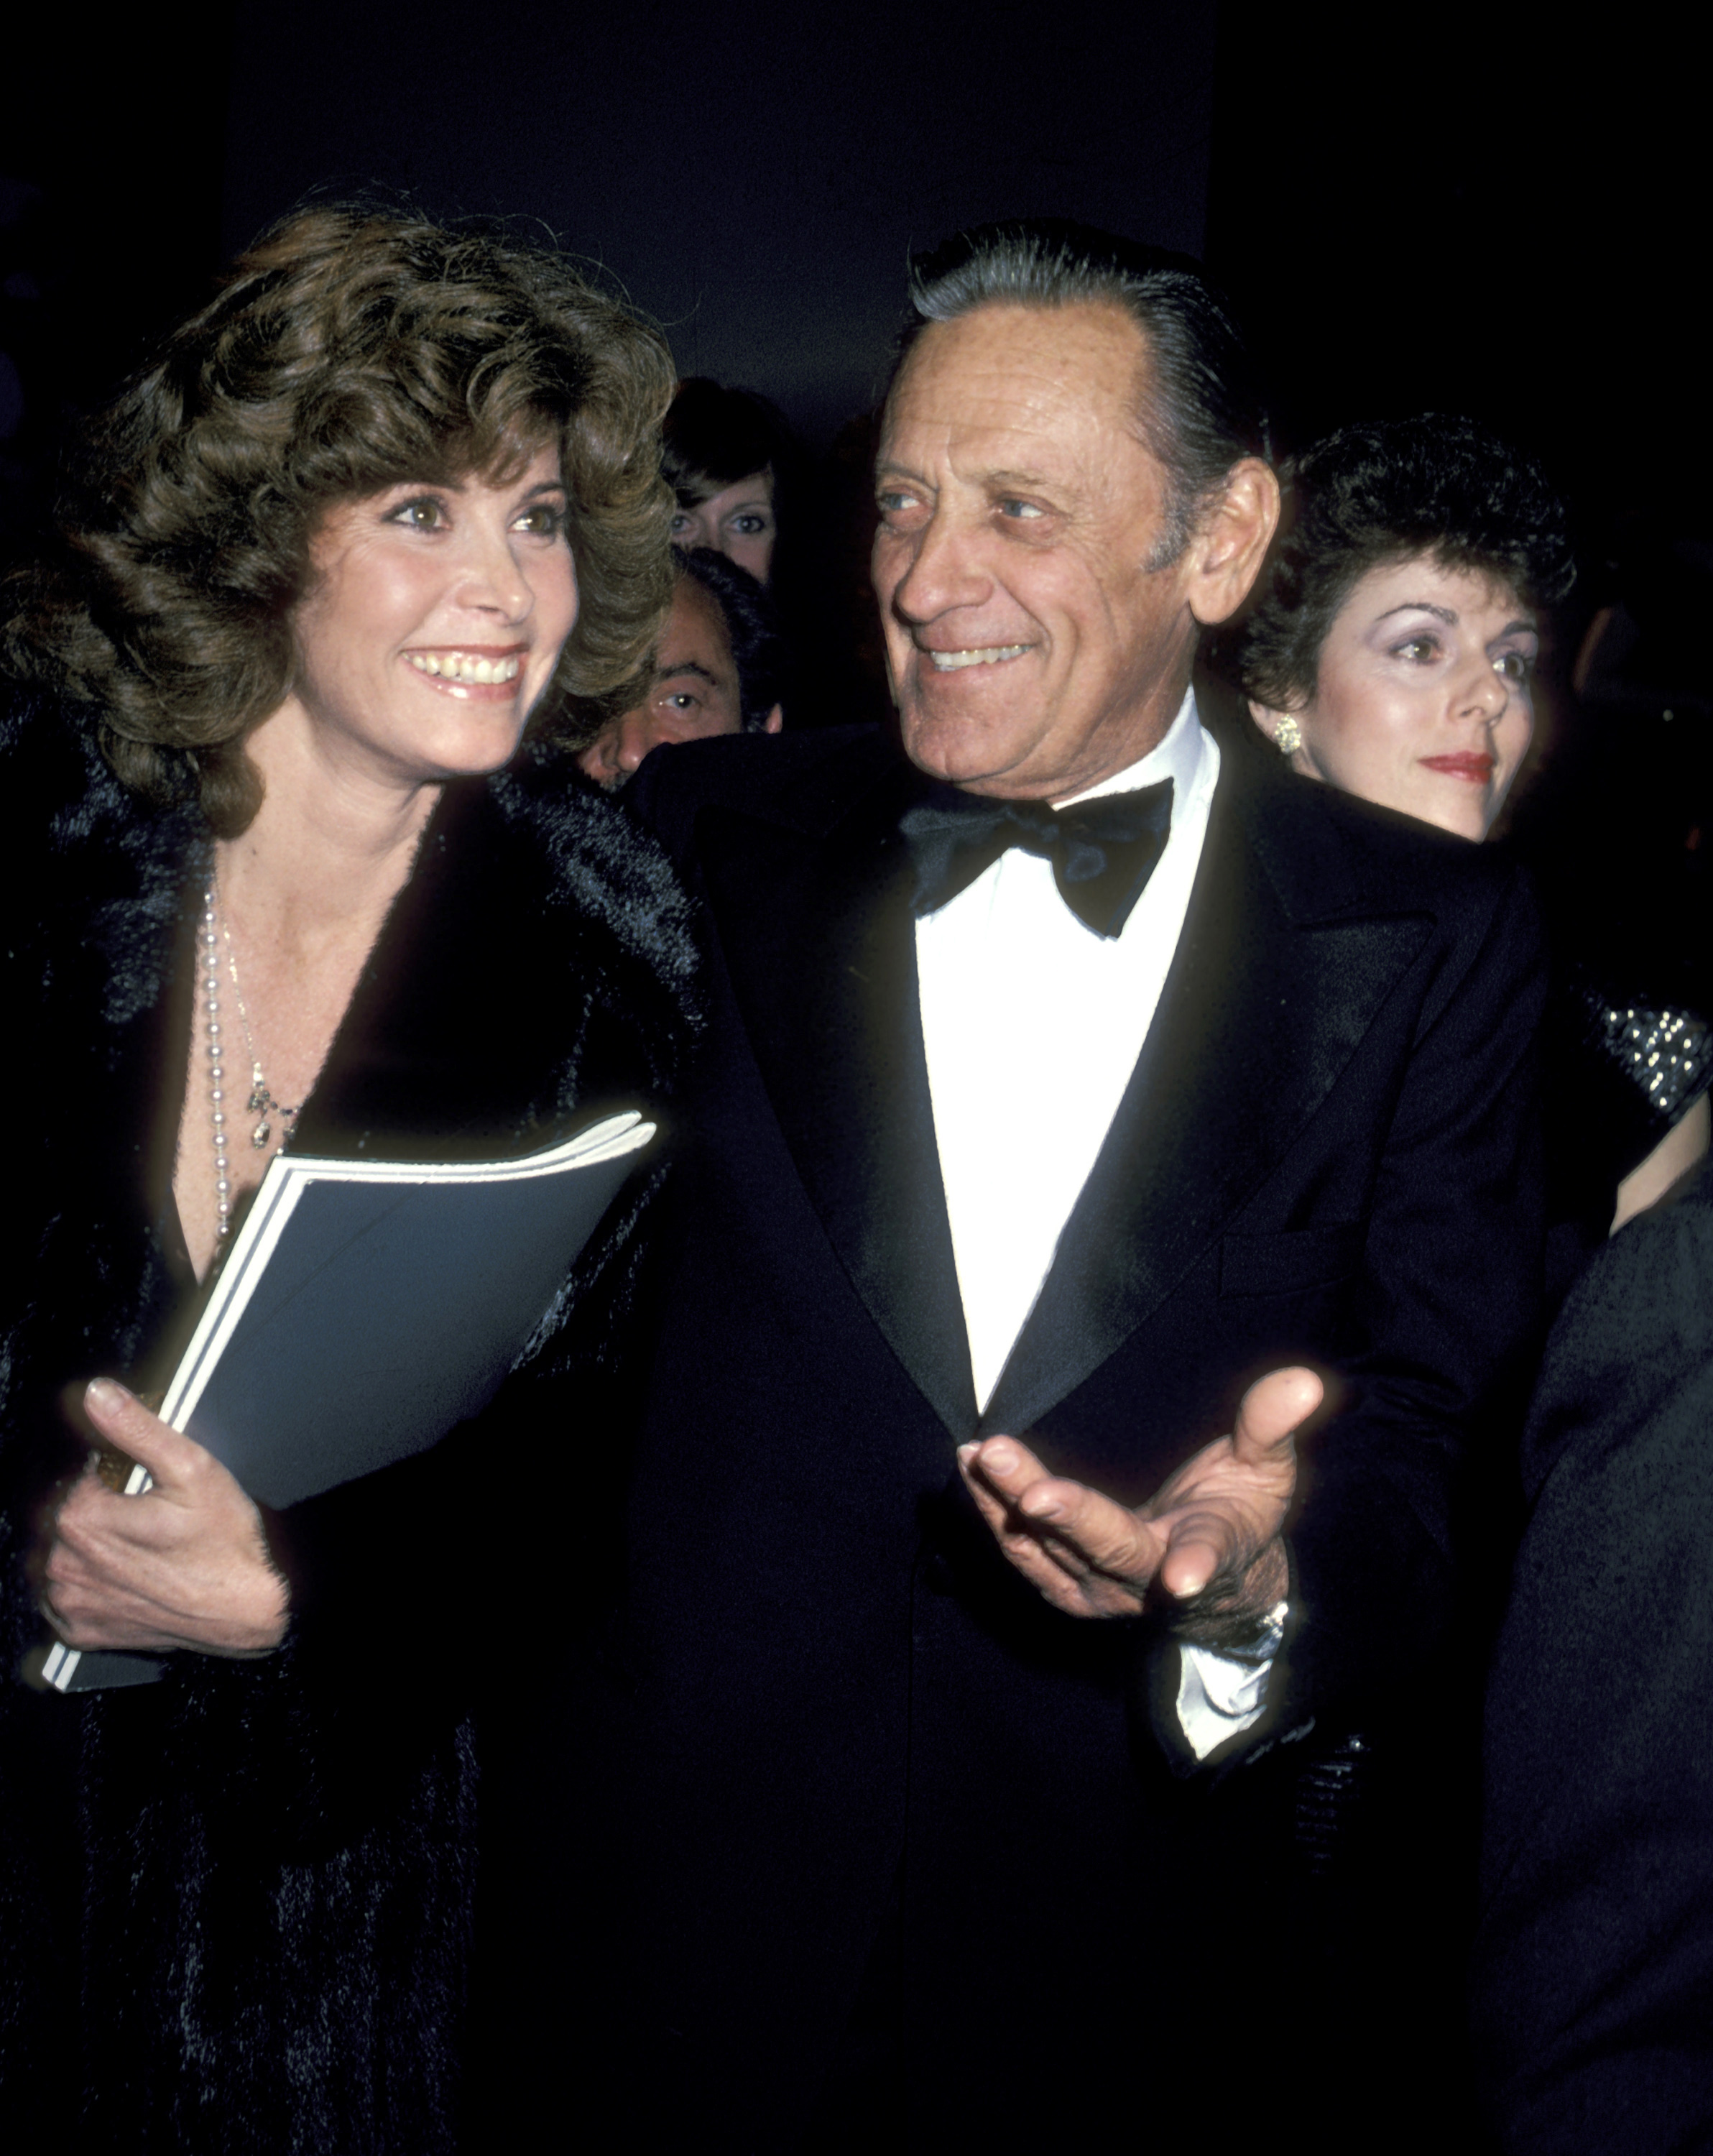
[1174, 1600, 1288, 1761]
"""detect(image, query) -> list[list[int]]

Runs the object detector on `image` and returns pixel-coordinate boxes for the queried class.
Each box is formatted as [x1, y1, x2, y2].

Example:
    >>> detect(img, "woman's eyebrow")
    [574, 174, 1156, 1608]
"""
[1373, 602, 1458, 625]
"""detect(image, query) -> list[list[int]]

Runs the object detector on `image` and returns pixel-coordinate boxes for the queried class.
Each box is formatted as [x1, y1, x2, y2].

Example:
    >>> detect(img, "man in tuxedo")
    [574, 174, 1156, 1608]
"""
[596, 222, 1544, 2147]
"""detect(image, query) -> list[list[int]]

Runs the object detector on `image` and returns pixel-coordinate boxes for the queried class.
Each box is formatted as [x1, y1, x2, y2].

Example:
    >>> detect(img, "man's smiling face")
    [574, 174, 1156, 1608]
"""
[872, 300, 1206, 801]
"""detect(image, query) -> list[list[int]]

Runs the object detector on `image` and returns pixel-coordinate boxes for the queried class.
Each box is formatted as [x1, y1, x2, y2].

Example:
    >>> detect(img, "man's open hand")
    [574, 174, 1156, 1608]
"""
[40, 1378, 289, 1656]
[956, 1366, 1322, 1645]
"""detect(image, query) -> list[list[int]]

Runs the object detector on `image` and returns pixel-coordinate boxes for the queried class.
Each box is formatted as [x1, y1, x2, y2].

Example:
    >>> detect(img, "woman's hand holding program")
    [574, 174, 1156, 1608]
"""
[41, 1378, 289, 1657]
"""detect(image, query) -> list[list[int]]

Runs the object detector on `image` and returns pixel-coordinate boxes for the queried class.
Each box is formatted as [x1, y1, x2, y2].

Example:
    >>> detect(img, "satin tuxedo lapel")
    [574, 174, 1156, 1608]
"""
[694, 765, 980, 1442]
[982, 758, 1434, 1436]
[686, 738, 1433, 1449]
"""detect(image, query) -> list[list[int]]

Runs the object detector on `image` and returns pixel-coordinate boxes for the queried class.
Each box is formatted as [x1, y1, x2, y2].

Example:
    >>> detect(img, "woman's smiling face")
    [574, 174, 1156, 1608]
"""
[281, 443, 578, 790]
[1261, 553, 1539, 841]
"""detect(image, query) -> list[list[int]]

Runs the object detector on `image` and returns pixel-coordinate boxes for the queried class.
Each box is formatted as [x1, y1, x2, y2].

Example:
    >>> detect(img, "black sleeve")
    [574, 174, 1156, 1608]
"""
[1473, 1159, 1713, 2148]
[1276, 863, 1547, 1727]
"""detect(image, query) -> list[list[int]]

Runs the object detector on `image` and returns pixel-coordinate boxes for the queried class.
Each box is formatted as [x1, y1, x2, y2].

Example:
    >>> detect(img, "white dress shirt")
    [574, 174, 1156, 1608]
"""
[915, 688, 1274, 1757]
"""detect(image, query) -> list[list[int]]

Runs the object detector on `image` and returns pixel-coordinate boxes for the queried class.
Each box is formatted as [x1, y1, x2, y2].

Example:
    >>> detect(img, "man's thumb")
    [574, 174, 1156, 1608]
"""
[1232, 1366, 1322, 1462]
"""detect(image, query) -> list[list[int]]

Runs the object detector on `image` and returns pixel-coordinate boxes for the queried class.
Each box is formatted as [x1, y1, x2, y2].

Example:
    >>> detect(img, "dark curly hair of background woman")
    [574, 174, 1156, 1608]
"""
[1211, 413, 1576, 716]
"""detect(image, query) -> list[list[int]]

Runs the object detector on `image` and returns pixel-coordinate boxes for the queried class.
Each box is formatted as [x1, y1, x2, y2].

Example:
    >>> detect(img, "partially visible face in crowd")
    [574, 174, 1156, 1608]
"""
[1257, 554, 1539, 842]
[872, 300, 1275, 801]
[577, 572, 780, 790]
[282, 443, 578, 790]
[670, 471, 777, 584]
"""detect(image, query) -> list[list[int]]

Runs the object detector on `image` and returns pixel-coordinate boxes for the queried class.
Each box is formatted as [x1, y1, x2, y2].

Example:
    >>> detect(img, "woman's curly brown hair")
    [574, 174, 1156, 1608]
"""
[1, 203, 677, 832]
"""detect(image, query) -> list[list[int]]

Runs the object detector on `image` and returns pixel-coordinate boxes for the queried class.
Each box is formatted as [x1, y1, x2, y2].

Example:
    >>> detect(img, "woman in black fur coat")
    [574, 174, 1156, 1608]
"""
[0, 207, 699, 2150]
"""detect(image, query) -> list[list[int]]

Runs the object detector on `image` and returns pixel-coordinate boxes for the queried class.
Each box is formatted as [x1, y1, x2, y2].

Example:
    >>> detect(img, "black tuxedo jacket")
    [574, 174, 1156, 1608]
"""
[594, 720, 1545, 2144]
[1474, 1153, 1713, 2150]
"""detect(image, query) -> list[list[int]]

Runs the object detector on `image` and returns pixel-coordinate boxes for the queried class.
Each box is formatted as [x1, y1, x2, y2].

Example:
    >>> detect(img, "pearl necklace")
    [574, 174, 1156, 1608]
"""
[199, 883, 300, 1243]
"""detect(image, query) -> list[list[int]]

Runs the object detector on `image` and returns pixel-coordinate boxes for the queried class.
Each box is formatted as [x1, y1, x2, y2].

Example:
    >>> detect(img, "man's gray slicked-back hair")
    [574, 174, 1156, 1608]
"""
[896, 218, 1271, 567]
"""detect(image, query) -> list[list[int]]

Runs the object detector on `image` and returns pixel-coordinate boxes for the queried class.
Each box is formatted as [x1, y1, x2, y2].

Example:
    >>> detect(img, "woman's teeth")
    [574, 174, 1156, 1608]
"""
[928, 645, 1028, 671]
[407, 652, 521, 684]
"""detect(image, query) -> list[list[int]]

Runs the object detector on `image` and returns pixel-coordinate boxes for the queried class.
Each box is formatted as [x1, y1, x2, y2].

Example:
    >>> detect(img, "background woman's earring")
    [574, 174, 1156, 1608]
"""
[1273, 715, 1303, 756]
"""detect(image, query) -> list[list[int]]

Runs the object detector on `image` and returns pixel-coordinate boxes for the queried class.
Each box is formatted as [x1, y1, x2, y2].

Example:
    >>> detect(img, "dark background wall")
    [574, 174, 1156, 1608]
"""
[1209, 7, 1704, 524]
[7, 2, 1699, 518]
[212, 0, 1219, 446]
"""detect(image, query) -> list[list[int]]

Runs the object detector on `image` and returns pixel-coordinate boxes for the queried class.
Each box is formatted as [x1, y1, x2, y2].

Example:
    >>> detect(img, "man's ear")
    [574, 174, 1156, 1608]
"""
[1186, 459, 1280, 627]
[763, 704, 784, 734]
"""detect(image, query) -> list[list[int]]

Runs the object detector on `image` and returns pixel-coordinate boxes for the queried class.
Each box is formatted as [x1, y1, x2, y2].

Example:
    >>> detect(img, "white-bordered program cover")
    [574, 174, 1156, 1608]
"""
[157, 1108, 652, 1446]
[44, 1110, 654, 1692]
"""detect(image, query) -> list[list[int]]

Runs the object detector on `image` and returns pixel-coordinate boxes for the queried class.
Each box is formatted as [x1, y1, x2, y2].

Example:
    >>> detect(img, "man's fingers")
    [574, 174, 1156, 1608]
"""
[958, 1436, 1063, 1544]
[960, 1439, 1163, 1590]
[1141, 1372, 1315, 1608]
[959, 1435, 1052, 1499]
[956, 1444, 1015, 1539]
[961, 1437, 1100, 1554]
[961, 1388, 1316, 1624]
[1157, 1511, 1240, 1601]
[1230, 1366, 1322, 1467]
[1017, 1477, 1161, 1583]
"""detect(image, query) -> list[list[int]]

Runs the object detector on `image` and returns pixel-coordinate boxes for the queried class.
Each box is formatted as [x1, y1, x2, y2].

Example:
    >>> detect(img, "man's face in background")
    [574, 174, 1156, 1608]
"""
[577, 572, 779, 790]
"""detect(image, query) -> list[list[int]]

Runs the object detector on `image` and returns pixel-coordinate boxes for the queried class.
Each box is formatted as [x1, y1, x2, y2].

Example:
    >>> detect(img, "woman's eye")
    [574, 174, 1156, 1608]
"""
[1494, 651, 1535, 683]
[729, 513, 771, 535]
[515, 504, 565, 537]
[669, 512, 693, 533]
[391, 497, 446, 530]
[1394, 635, 1440, 663]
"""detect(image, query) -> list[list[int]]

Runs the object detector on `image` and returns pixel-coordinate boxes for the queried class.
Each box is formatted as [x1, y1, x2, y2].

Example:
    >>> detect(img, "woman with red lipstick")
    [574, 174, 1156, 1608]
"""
[1219, 416, 1712, 1264]
[0, 207, 696, 2149]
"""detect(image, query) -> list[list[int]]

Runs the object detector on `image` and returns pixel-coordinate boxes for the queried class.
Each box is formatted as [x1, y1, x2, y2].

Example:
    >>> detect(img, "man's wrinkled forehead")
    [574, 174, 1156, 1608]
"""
[880, 301, 1154, 461]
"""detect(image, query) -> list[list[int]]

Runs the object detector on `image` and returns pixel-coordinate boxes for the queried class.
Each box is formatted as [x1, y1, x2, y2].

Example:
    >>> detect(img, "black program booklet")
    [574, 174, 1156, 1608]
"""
[40, 1108, 656, 1694]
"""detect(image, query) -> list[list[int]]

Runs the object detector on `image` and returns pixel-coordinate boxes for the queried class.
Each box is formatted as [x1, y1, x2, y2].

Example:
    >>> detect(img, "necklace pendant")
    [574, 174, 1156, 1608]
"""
[251, 1119, 272, 1150]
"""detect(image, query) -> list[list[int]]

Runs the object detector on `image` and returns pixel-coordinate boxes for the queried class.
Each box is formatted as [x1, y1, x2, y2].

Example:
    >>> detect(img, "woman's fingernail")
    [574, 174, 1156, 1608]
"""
[85, 1378, 126, 1411]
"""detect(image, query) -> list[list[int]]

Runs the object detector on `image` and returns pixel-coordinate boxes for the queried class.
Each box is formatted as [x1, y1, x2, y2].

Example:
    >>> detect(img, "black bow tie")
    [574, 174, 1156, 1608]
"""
[900, 778, 1174, 939]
